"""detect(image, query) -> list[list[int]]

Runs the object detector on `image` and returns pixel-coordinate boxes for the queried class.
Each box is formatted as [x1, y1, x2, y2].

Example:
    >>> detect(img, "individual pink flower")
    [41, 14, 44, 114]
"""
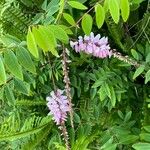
[46, 89, 70, 125]
[70, 32, 112, 58]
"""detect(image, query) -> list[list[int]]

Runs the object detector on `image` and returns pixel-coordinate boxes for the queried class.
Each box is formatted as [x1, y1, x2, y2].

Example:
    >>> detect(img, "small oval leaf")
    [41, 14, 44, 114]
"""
[95, 4, 105, 29]
[0, 56, 6, 85]
[63, 13, 76, 26]
[146, 53, 150, 63]
[109, 0, 120, 24]
[133, 65, 145, 80]
[27, 27, 39, 58]
[4, 50, 23, 80]
[110, 86, 116, 107]
[121, 0, 130, 22]
[132, 143, 150, 150]
[16, 47, 36, 74]
[68, 1, 87, 10]
[131, 49, 139, 60]
[145, 70, 150, 84]
[32, 26, 51, 52]
[81, 14, 93, 35]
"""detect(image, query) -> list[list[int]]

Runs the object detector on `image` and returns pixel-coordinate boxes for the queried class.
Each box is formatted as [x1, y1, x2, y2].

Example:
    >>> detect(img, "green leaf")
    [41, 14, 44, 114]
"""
[0, 56, 6, 85]
[32, 26, 52, 51]
[95, 4, 105, 29]
[41, 0, 47, 10]
[90, 88, 97, 99]
[140, 133, 150, 142]
[103, 82, 111, 99]
[145, 70, 150, 84]
[0, 34, 20, 46]
[121, 0, 130, 22]
[110, 86, 116, 107]
[145, 42, 150, 55]
[124, 111, 132, 122]
[99, 85, 107, 101]
[131, 49, 139, 60]
[16, 47, 36, 74]
[103, 144, 117, 150]
[103, 0, 109, 12]
[14, 78, 29, 95]
[133, 65, 145, 80]
[92, 78, 105, 88]
[4, 85, 15, 105]
[146, 53, 150, 63]
[48, 25, 69, 44]
[27, 27, 39, 58]
[144, 126, 150, 133]
[132, 143, 150, 150]
[120, 135, 139, 144]
[101, 138, 116, 150]
[108, 0, 120, 23]
[74, 113, 81, 123]
[32, 26, 58, 56]
[63, 13, 76, 26]
[68, 1, 87, 10]
[81, 14, 93, 35]
[4, 50, 23, 80]
[118, 110, 124, 119]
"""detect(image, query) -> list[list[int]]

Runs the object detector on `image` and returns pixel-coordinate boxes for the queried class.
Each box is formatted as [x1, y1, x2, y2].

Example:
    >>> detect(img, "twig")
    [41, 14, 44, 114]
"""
[60, 122, 70, 150]
[112, 49, 140, 67]
[55, 0, 67, 24]
[62, 45, 74, 128]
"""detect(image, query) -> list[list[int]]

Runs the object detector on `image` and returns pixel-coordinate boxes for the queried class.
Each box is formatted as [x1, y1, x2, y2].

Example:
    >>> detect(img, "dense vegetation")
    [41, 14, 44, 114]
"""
[0, 0, 150, 149]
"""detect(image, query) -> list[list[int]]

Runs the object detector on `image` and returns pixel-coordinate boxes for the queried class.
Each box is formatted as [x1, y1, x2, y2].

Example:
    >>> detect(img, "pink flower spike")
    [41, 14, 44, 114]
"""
[46, 89, 70, 125]
[70, 32, 112, 59]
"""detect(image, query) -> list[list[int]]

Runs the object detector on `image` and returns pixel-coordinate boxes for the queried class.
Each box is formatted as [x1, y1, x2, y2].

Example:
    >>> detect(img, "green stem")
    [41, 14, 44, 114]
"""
[55, 0, 66, 24]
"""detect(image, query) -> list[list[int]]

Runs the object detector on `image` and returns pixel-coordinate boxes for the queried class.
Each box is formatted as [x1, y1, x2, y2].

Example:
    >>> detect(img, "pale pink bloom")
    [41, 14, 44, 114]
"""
[46, 89, 70, 125]
[70, 32, 112, 58]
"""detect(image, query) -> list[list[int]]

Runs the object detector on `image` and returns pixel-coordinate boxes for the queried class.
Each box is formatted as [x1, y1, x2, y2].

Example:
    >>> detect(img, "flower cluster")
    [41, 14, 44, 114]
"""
[46, 89, 70, 125]
[70, 32, 112, 58]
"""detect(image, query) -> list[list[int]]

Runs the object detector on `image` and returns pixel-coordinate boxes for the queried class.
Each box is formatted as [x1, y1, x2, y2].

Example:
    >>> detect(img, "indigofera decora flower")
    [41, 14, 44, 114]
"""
[70, 32, 112, 58]
[46, 89, 70, 125]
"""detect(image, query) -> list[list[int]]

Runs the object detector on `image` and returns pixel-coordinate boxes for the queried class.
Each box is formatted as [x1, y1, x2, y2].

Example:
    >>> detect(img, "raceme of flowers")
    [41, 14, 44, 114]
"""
[46, 89, 70, 125]
[70, 32, 112, 58]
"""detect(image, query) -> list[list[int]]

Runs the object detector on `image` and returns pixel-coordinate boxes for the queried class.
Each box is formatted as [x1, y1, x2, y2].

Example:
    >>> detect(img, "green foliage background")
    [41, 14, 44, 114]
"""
[0, 0, 150, 149]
